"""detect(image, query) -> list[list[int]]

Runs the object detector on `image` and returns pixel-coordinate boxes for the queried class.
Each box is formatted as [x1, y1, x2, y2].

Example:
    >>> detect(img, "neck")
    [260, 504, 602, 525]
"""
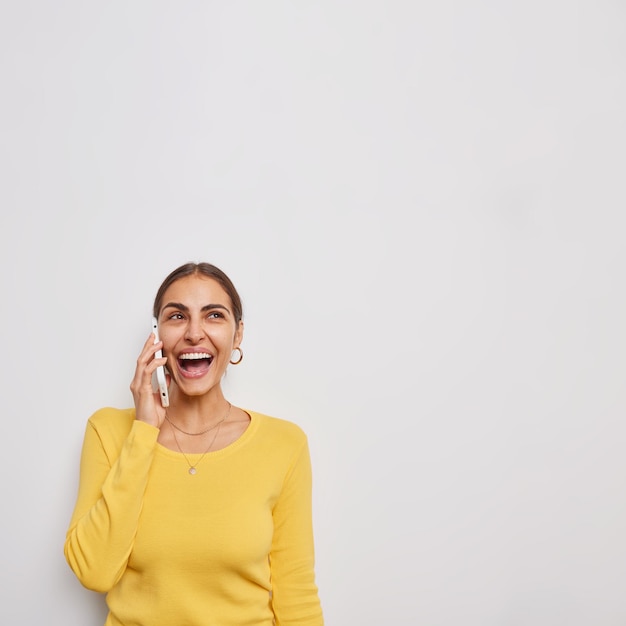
[165, 388, 231, 431]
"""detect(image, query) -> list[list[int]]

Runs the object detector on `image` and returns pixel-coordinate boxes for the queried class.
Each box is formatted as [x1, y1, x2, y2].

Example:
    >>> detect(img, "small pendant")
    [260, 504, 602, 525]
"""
[189, 467, 197, 475]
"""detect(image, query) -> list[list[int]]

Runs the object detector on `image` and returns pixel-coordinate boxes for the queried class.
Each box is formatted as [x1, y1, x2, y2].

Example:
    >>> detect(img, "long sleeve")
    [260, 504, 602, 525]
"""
[64, 409, 322, 625]
[64, 408, 159, 592]
[270, 437, 324, 626]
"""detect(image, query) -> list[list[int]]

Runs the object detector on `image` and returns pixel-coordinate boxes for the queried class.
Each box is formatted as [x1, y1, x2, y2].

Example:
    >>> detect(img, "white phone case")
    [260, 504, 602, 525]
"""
[151, 316, 170, 408]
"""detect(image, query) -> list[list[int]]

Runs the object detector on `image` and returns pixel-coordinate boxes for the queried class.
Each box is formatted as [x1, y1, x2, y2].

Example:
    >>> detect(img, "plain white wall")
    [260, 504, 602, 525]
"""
[1, 2, 625, 624]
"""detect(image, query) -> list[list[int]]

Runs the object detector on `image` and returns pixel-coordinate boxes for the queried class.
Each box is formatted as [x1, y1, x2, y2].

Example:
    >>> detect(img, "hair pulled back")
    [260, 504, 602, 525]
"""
[153, 262, 243, 324]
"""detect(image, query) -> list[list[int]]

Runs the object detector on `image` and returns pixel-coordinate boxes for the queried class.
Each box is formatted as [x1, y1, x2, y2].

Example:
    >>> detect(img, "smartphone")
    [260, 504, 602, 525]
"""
[151, 316, 170, 408]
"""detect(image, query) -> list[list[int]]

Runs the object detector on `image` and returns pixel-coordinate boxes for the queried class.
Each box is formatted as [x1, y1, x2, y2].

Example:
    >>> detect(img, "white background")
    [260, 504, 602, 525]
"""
[1, 2, 625, 624]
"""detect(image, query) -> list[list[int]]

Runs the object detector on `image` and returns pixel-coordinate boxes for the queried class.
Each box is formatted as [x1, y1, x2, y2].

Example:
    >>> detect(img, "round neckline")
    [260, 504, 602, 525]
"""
[155, 409, 258, 461]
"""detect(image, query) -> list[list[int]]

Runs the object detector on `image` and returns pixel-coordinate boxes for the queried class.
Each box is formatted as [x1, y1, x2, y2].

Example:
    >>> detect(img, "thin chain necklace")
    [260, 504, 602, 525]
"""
[168, 402, 231, 475]
[165, 411, 224, 436]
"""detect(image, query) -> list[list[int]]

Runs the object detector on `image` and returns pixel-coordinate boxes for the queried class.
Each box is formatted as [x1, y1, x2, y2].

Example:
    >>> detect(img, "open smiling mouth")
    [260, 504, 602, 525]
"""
[178, 352, 213, 375]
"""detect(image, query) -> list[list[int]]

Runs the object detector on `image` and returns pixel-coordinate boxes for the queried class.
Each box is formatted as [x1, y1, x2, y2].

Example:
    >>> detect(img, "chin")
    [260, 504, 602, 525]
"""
[177, 379, 217, 397]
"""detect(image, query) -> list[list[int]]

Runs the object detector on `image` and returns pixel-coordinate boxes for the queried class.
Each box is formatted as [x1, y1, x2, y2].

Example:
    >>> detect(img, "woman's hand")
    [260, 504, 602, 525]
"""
[130, 333, 169, 428]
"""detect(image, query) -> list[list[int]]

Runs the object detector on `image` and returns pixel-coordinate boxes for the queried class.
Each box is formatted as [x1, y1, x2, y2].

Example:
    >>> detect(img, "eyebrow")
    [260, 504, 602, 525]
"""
[161, 302, 232, 315]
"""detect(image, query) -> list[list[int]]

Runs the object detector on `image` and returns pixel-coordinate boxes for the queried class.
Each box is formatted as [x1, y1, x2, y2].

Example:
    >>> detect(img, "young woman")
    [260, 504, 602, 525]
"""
[64, 262, 324, 626]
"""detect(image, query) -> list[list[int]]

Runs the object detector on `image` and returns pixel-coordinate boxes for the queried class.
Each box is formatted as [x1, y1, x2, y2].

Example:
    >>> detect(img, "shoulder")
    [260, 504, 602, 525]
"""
[88, 406, 136, 429]
[245, 411, 315, 483]
[86, 406, 136, 447]
[246, 410, 309, 450]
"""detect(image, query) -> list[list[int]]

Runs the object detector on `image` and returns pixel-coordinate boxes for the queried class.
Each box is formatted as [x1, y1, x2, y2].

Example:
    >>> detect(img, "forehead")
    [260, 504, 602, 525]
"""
[162, 275, 231, 305]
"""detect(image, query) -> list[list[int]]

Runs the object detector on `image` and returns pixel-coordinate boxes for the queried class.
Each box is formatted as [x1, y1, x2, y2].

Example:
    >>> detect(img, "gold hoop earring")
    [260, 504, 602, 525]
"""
[229, 347, 243, 365]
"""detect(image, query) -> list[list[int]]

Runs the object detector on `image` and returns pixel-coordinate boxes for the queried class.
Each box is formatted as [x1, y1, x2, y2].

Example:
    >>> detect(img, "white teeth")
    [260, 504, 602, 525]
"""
[179, 353, 211, 360]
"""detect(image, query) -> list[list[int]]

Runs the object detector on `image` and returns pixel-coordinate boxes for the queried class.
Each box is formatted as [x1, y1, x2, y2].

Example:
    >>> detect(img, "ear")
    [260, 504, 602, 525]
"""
[233, 320, 244, 348]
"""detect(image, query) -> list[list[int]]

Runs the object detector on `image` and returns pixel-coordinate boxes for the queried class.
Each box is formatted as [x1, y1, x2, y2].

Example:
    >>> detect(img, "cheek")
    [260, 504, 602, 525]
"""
[208, 327, 236, 349]
[160, 329, 181, 353]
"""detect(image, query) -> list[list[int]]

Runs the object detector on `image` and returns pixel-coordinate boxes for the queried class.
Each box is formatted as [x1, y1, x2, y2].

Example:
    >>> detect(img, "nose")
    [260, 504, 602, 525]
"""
[184, 318, 204, 343]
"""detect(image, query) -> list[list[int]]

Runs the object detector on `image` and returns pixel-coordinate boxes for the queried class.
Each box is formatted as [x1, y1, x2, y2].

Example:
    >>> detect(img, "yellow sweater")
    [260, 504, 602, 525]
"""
[64, 407, 323, 626]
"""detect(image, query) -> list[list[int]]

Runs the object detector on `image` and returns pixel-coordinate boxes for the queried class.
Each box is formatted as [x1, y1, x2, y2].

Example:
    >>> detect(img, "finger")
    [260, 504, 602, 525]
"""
[138, 333, 163, 363]
[131, 338, 166, 393]
[135, 334, 166, 377]
[131, 356, 166, 392]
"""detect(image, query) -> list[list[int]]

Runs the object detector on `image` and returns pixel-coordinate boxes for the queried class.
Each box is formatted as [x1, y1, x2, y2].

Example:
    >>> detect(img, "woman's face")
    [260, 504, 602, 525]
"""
[157, 274, 243, 398]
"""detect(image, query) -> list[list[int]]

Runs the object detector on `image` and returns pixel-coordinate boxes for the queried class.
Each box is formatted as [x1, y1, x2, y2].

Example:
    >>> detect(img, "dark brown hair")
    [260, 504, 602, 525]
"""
[153, 262, 243, 323]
